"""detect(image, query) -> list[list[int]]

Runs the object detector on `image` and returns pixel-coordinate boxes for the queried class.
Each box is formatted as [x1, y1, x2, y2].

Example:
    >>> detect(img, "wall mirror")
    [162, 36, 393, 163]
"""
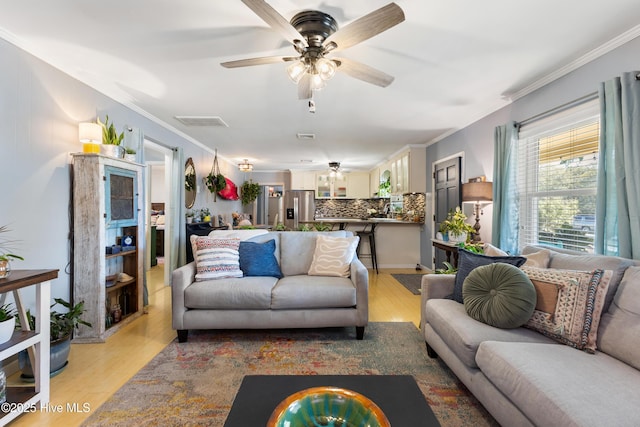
[185, 157, 196, 209]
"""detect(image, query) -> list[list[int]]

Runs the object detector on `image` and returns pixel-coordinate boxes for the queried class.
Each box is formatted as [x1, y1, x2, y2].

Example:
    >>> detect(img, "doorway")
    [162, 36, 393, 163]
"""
[255, 184, 284, 227]
[433, 155, 462, 269]
[144, 140, 174, 286]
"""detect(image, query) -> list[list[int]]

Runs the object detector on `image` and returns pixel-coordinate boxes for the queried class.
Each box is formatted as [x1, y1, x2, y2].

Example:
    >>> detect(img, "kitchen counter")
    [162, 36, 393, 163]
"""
[302, 217, 424, 269]
[310, 217, 423, 229]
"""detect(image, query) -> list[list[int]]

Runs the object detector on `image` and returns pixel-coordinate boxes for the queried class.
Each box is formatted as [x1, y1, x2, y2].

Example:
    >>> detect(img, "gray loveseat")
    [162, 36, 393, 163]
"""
[172, 230, 369, 342]
[421, 245, 640, 427]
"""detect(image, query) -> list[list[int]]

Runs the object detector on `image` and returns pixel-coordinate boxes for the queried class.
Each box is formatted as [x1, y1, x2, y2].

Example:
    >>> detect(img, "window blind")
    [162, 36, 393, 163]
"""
[516, 100, 599, 252]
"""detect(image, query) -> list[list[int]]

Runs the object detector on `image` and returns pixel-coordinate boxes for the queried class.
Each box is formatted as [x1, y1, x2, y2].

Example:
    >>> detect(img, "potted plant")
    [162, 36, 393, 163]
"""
[200, 208, 212, 223]
[124, 147, 137, 162]
[18, 298, 92, 379]
[186, 210, 195, 224]
[240, 180, 261, 206]
[0, 225, 23, 279]
[97, 115, 125, 158]
[439, 207, 474, 243]
[0, 303, 16, 344]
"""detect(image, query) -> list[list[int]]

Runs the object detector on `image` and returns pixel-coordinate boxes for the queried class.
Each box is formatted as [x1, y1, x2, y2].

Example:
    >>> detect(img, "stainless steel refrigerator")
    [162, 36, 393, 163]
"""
[284, 190, 316, 230]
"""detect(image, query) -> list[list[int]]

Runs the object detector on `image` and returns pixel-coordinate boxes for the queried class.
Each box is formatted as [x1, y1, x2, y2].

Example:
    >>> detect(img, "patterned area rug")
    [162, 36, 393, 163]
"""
[82, 323, 497, 427]
[392, 273, 425, 295]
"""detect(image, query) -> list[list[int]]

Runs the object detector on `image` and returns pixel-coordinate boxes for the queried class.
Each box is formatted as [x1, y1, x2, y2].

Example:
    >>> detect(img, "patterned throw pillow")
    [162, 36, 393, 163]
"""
[522, 266, 613, 353]
[452, 249, 527, 303]
[308, 235, 359, 278]
[238, 239, 282, 278]
[192, 236, 243, 281]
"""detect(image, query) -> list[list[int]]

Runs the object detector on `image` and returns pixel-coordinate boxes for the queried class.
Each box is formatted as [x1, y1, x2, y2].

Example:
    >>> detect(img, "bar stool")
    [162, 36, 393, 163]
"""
[356, 224, 378, 273]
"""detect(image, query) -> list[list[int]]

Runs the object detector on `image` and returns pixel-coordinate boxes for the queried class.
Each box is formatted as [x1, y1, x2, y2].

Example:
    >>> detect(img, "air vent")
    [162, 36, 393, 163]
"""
[296, 133, 316, 140]
[175, 116, 229, 127]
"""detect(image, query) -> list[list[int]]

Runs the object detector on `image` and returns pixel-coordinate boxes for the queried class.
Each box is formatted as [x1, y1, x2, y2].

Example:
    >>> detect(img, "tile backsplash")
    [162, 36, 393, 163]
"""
[315, 193, 425, 221]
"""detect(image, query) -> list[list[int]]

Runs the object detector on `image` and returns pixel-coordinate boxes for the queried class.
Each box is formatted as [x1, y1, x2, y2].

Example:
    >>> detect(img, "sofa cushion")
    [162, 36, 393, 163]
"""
[463, 263, 537, 329]
[522, 267, 612, 353]
[424, 299, 555, 368]
[192, 236, 243, 281]
[523, 249, 551, 268]
[452, 249, 527, 303]
[184, 276, 278, 309]
[308, 234, 359, 278]
[271, 275, 356, 309]
[239, 239, 282, 278]
[476, 341, 640, 427]
[546, 250, 634, 312]
[597, 266, 640, 370]
[279, 231, 349, 276]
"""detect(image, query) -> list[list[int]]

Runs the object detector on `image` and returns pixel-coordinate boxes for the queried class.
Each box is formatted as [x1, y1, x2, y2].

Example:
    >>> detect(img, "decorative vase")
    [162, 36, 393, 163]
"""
[19, 334, 71, 379]
[0, 260, 10, 279]
[448, 232, 468, 243]
[100, 144, 125, 159]
[0, 317, 15, 344]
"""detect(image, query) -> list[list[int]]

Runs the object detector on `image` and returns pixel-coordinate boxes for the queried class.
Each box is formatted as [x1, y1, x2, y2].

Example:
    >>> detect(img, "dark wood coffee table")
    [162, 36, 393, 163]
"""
[224, 375, 441, 426]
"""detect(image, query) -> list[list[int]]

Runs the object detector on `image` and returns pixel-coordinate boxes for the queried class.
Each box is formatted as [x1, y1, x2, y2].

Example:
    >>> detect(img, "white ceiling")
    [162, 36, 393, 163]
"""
[1, 1, 639, 172]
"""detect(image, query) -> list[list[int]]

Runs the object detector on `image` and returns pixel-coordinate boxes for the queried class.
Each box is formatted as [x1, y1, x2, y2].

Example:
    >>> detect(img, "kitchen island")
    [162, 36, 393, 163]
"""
[305, 217, 424, 270]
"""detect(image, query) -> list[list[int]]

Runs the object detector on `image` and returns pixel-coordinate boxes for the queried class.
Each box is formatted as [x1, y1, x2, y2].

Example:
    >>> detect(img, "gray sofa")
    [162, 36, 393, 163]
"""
[172, 230, 369, 342]
[421, 245, 640, 427]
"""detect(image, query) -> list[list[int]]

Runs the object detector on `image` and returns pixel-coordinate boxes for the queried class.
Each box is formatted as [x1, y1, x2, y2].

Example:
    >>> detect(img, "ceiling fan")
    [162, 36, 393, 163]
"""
[221, 0, 405, 100]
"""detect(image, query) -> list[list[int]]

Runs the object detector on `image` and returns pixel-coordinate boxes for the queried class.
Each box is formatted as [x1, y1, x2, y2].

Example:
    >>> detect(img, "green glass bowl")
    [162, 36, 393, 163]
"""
[267, 386, 391, 427]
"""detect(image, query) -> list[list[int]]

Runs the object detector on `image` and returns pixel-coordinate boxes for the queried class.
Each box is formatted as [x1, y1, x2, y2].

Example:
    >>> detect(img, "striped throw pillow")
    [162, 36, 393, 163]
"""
[192, 236, 243, 281]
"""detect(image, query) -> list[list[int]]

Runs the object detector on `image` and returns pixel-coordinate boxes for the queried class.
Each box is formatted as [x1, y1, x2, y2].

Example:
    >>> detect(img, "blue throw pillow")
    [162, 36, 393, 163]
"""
[451, 248, 526, 303]
[238, 239, 283, 278]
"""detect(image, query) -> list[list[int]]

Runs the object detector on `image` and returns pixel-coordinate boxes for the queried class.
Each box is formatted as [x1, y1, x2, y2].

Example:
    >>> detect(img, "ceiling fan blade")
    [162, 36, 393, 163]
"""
[298, 74, 312, 100]
[335, 57, 394, 87]
[324, 3, 405, 52]
[221, 56, 297, 68]
[241, 0, 308, 47]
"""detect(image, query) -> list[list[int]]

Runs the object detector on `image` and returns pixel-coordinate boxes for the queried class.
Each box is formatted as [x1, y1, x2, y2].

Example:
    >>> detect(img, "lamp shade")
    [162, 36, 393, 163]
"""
[79, 122, 102, 153]
[462, 182, 493, 202]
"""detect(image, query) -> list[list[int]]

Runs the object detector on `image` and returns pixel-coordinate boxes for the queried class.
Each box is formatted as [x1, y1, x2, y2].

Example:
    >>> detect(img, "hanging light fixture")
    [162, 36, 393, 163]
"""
[238, 159, 253, 172]
[328, 161, 341, 178]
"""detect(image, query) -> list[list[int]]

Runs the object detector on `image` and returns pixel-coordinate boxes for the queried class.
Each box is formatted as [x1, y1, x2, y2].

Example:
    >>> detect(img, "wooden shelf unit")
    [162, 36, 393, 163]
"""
[71, 153, 145, 343]
[0, 269, 57, 426]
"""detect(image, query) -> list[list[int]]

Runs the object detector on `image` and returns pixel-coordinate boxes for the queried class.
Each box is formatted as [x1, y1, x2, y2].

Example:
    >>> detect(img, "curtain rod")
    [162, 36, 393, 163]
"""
[518, 91, 598, 127]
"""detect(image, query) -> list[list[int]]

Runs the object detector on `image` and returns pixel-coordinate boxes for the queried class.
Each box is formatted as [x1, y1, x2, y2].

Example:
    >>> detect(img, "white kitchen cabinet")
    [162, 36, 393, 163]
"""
[290, 171, 316, 190]
[316, 173, 347, 198]
[346, 173, 370, 198]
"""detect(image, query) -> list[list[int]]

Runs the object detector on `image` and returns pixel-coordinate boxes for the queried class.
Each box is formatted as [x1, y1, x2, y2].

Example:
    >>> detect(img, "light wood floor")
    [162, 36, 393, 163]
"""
[8, 266, 426, 427]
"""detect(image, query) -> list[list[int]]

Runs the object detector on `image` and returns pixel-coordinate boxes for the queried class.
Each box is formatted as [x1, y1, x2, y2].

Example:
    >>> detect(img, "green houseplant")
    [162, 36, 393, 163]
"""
[97, 115, 125, 158]
[439, 207, 474, 243]
[19, 298, 92, 378]
[240, 180, 261, 206]
[0, 225, 23, 279]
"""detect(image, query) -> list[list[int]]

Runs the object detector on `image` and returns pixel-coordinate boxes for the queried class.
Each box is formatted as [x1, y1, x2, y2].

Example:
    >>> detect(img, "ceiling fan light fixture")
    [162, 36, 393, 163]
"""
[310, 73, 327, 91]
[287, 60, 307, 83]
[316, 57, 336, 80]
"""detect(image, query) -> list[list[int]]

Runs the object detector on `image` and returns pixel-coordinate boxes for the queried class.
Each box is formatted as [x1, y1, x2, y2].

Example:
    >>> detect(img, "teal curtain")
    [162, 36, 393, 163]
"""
[492, 121, 520, 254]
[596, 71, 640, 258]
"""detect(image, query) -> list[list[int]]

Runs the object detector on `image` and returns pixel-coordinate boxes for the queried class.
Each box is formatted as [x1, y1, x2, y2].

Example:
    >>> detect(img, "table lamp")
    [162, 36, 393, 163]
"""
[462, 181, 493, 242]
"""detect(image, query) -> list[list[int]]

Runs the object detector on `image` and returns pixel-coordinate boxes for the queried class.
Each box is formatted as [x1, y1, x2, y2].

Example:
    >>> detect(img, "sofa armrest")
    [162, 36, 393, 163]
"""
[171, 261, 196, 330]
[420, 273, 455, 332]
[350, 258, 369, 326]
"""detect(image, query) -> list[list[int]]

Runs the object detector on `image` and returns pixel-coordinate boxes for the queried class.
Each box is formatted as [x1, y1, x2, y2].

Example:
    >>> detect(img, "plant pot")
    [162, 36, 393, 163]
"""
[0, 260, 10, 279]
[19, 334, 71, 380]
[124, 153, 137, 162]
[448, 232, 468, 243]
[0, 317, 15, 344]
[100, 144, 125, 159]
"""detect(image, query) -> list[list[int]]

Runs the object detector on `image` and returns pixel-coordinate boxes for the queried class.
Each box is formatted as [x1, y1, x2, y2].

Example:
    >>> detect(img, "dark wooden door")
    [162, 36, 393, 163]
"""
[433, 157, 461, 268]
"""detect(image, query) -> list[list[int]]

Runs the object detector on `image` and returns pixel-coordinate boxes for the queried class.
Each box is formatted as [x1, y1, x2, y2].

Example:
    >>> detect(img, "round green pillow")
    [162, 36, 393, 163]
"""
[463, 263, 537, 329]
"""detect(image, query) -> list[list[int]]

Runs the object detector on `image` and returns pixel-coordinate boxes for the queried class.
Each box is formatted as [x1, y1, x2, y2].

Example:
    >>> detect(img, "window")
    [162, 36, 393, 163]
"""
[516, 100, 599, 252]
